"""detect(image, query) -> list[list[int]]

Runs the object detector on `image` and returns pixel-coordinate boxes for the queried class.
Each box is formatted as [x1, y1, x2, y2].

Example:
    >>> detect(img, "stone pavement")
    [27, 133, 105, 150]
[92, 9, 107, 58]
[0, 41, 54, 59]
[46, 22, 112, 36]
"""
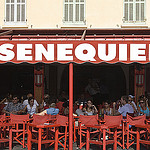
[2, 143, 147, 150]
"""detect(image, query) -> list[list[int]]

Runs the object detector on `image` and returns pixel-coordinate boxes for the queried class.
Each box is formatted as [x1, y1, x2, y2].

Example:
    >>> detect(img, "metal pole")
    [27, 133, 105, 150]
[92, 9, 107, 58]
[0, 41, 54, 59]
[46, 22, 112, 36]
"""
[69, 63, 73, 150]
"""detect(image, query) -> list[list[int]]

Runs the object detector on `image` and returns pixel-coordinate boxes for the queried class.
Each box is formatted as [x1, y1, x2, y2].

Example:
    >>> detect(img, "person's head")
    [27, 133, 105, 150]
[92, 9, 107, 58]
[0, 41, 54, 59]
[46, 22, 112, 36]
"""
[139, 98, 146, 107]
[50, 103, 56, 108]
[12, 95, 19, 104]
[27, 93, 33, 99]
[87, 98, 93, 108]
[28, 97, 34, 106]
[128, 95, 134, 101]
[104, 100, 110, 109]
[44, 94, 50, 100]
[120, 95, 128, 105]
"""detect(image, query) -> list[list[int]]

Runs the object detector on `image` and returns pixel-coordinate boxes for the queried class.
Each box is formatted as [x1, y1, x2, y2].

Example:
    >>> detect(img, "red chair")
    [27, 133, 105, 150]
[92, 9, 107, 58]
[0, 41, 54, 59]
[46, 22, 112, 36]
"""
[103, 115, 124, 149]
[49, 114, 69, 150]
[78, 115, 99, 149]
[8, 114, 29, 148]
[27, 114, 60, 150]
[126, 114, 146, 149]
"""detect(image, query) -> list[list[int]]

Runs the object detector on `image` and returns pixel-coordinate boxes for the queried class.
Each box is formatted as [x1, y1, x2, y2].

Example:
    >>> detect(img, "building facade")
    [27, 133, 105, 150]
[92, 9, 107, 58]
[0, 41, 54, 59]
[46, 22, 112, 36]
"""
[0, 0, 150, 29]
[0, 0, 150, 104]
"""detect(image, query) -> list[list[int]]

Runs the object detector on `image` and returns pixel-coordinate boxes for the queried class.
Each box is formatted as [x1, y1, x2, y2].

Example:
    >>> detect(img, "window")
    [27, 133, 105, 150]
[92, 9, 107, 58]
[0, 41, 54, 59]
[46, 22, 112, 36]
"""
[64, 0, 85, 24]
[5, 0, 26, 25]
[123, 0, 145, 23]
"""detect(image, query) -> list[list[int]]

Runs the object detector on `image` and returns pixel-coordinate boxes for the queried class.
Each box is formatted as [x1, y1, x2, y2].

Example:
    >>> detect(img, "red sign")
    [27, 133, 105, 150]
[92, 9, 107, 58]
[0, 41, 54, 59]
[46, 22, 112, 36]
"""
[0, 40, 150, 64]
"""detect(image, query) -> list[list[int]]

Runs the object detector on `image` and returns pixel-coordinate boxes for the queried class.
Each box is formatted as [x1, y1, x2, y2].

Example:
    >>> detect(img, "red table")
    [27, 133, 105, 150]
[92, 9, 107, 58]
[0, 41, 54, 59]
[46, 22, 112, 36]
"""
[0, 123, 13, 150]
[135, 124, 150, 150]
[27, 123, 60, 150]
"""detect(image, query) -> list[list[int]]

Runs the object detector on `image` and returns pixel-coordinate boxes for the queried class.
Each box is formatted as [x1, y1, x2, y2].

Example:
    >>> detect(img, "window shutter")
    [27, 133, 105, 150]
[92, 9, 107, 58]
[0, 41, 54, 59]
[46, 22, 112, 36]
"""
[6, 4, 10, 21]
[17, 4, 20, 21]
[21, 4, 25, 21]
[64, 4, 68, 21]
[129, 3, 133, 21]
[124, 3, 128, 21]
[69, 4, 73, 21]
[80, 4, 84, 21]
[136, 3, 139, 21]
[11, 4, 14, 21]
[75, 4, 79, 21]
[141, 3, 144, 21]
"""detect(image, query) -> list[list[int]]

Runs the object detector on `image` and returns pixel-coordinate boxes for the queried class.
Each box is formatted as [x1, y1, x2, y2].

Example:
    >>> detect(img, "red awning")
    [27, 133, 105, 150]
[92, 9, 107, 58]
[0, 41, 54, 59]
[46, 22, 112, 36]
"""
[0, 40, 149, 64]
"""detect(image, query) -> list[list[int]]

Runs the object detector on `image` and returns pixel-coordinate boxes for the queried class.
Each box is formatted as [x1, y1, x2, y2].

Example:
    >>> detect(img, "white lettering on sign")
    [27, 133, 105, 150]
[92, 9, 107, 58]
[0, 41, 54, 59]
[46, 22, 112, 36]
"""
[119, 44, 127, 61]
[75, 43, 96, 61]
[0, 42, 149, 63]
[98, 44, 116, 61]
[17, 44, 32, 60]
[0, 44, 14, 61]
[57, 44, 73, 61]
[130, 44, 146, 61]
[35, 44, 54, 61]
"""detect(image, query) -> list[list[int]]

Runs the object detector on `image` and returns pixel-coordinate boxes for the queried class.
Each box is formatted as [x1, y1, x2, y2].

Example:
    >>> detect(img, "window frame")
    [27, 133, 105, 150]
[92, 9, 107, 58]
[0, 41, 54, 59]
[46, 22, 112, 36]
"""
[5, 0, 26, 26]
[123, 0, 146, 24]
[63, 0, 86, 25]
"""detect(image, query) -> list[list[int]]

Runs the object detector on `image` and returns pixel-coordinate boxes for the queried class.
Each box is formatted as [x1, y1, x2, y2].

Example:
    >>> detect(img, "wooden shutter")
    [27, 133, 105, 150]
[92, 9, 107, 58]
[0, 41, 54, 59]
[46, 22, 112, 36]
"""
[80, 3, 84, 21]
[141, 2, 144, 21]
[129, 3, 133, 21]
[124, 3, 128, 21]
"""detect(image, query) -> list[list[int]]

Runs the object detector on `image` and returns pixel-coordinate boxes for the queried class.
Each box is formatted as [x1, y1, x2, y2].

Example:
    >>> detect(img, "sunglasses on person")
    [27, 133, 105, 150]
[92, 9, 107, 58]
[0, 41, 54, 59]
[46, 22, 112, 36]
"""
[139, 101, 144, 104]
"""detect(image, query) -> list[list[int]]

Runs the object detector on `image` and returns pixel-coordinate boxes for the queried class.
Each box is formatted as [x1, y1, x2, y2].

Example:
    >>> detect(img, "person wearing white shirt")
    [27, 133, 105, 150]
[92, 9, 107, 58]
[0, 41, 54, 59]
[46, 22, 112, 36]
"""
[25, 97, 38, 116]
[23, 93, 39, 107]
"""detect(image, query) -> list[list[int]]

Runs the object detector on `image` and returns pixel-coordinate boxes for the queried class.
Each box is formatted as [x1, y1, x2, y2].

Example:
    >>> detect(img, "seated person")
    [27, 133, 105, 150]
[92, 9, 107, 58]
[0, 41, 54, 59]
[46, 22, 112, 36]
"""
[137, 97, 150, 116]
[25, 97, 38, 116]
[3, 95, 25, 115]
[40, 94, 50, 110]
[113, 95, 134, 117]
[23, 93, 39, 107]
[77, 98, 97, 116]
[101, 100, 113, 116]
[36, 102, 59, 116]
[128, 95, 138, 114]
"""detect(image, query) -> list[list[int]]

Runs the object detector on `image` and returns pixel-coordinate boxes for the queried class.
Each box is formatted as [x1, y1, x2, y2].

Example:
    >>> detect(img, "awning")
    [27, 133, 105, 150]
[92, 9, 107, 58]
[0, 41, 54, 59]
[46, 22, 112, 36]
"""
[0, 40, 150, 64]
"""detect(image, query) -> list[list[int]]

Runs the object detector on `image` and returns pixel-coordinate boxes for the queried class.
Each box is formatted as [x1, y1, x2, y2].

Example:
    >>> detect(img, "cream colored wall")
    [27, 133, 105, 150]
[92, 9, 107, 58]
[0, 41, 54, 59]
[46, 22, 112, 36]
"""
[27, 0, 63, 28]
[86, 0, 123, 28]
[0, 0, 149, 29]
[0, 1, 5, 28]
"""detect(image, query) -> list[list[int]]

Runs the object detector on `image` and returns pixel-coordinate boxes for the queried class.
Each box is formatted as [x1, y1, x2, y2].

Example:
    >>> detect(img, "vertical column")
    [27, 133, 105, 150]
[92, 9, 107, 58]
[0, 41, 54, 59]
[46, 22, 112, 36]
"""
[134, 64, 145, 102]
[69, 63, 73, 150]
[34, 64, 44, 105]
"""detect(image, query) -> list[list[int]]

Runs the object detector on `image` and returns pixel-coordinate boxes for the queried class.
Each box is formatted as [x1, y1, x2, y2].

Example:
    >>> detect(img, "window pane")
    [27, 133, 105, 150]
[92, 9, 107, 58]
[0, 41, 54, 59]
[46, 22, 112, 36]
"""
[136, 3, 139, 21]
[17, 4, 20, 21]
[11, 4, 14, 21]
[65, 0, 68, 2]
[124, 3, 128, 21]
[21, 4, 25, 21]
[17, 0, 20, 2]
[11, 0, 14, 3]
[76, 0, 79, 2]
[75, 4, 79, 21]
[69, 0, 73, 2]
[22, 0, 25, 2]
[129, 3, 133, 21]
[80, 0, 84, 2]
[6, 5, 10, 21]
[141, 3, 144, 21]
[64, 4, 68, 21]
[69, 4, 73, 21]
[6, 0, 10, 3]
[80, 4, 84, 21]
